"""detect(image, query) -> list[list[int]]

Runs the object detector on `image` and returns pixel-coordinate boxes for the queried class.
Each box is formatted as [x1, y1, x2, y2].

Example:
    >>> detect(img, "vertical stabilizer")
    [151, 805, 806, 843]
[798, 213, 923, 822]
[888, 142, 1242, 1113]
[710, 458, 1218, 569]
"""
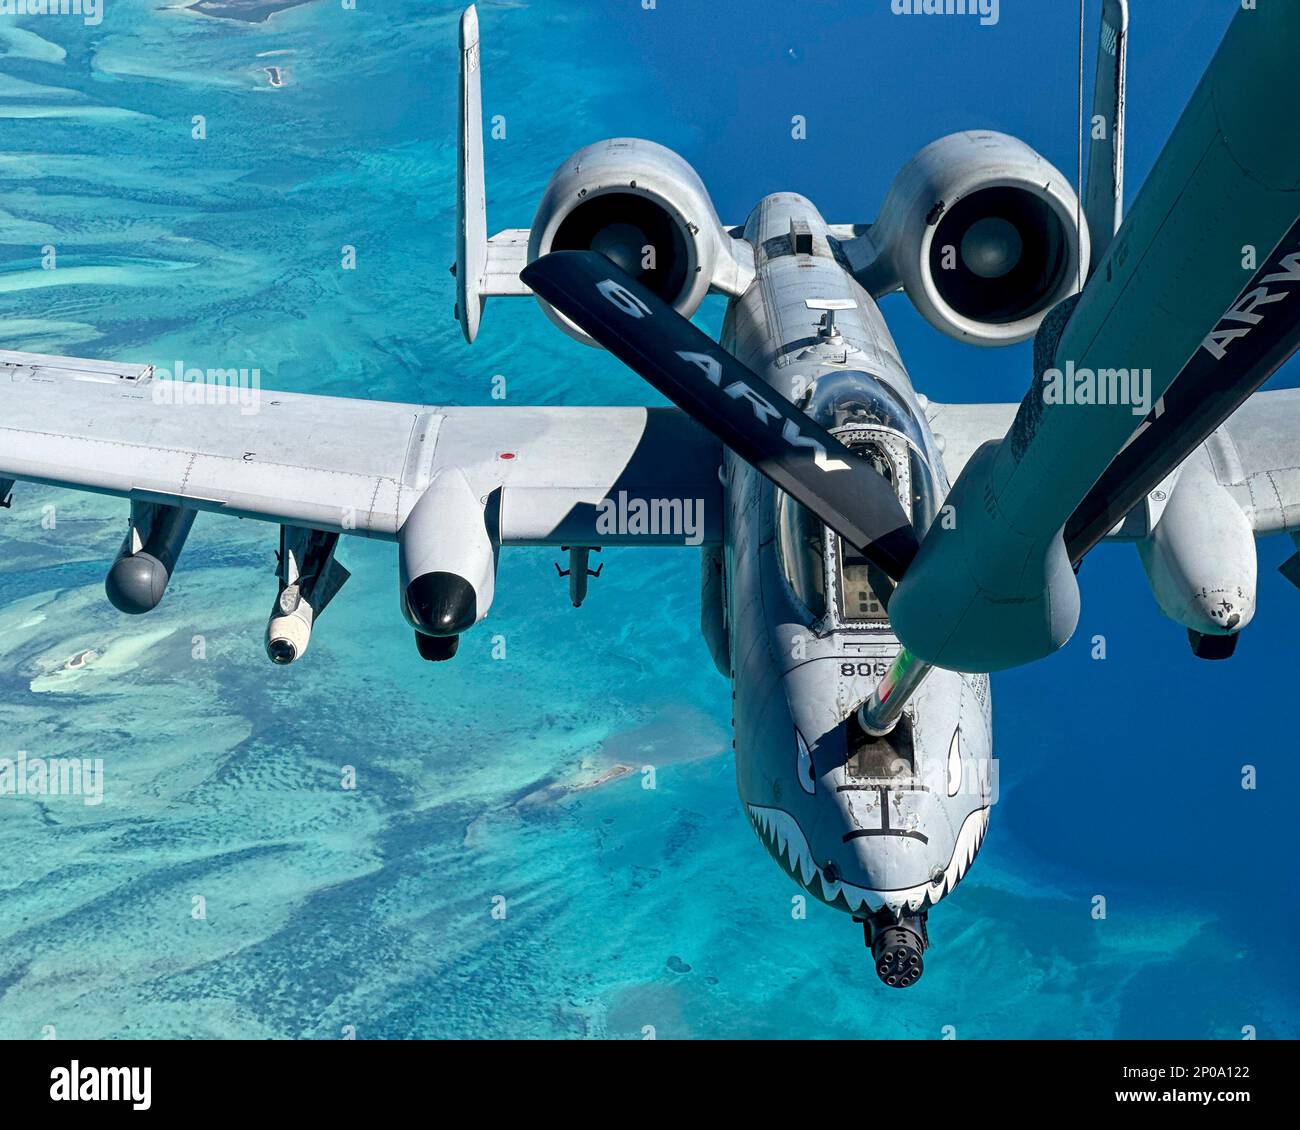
[457, 5, 487, 343]
[1084, 0, 1128, 274]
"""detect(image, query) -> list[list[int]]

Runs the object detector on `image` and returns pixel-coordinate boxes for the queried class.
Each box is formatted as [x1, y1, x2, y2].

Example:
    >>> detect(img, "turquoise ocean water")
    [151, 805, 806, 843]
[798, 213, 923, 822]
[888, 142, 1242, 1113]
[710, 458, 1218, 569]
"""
[0, 1, 1296, 1039]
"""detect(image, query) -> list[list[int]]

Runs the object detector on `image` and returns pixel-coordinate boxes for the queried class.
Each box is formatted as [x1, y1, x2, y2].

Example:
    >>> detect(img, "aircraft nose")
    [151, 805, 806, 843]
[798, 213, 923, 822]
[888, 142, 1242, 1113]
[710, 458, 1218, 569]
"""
[405, 571, 478, 636]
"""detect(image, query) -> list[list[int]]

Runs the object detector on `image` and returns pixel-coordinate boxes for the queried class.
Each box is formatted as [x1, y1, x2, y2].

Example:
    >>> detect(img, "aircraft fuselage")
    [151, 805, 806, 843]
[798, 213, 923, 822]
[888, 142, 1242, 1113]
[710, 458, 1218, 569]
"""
[717, 194, 994, 974]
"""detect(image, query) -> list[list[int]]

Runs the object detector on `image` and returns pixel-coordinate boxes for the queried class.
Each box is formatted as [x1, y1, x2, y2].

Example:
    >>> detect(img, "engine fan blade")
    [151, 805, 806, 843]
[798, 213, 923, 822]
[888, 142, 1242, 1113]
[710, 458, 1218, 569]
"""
[520, 250, 919, 581]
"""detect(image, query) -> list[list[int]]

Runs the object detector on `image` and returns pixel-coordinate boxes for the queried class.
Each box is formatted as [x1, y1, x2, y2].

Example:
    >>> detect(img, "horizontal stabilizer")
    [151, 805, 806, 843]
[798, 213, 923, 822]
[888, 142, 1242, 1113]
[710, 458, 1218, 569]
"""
[521, 251, 919, 580]
[483, 230, 532, 297]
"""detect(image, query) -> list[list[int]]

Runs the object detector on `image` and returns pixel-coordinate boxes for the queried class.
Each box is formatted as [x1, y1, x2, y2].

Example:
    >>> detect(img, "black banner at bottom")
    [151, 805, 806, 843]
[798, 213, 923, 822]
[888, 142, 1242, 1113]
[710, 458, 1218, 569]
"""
[1, 1037, 1290, 1114]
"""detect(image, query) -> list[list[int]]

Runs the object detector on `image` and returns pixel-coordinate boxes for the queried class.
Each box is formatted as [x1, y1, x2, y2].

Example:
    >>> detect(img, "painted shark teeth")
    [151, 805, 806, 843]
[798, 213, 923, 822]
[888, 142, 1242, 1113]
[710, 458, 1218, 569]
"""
[745, 803, 990, 915]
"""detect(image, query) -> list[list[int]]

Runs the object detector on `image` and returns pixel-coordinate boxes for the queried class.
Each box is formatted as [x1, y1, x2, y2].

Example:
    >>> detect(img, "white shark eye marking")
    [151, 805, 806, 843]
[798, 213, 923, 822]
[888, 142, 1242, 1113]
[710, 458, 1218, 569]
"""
[796, 729, 815, 795]
[947, 727, 962, 797]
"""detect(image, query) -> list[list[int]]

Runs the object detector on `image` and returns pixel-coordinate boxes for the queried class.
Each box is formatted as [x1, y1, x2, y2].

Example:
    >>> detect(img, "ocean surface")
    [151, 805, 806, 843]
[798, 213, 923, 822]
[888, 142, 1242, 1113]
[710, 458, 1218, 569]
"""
[0, 0, 1296, 1039]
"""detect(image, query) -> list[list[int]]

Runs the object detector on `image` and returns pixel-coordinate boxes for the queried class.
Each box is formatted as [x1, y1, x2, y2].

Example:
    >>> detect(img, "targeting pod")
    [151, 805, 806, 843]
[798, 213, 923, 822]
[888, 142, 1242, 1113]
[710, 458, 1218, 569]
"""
[266, 526, 350, 665]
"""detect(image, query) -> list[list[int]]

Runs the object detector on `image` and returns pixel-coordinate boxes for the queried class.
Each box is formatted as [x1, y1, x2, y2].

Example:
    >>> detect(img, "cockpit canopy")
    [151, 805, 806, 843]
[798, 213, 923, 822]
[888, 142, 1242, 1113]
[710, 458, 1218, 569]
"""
[777, 372, 939, 627]
[803, 370, 927, 445]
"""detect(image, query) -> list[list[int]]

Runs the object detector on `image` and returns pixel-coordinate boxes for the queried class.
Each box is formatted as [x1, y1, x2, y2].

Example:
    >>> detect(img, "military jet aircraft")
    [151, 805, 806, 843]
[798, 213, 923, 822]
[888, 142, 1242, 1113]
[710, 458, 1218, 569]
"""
[2, 2, 1298, 986]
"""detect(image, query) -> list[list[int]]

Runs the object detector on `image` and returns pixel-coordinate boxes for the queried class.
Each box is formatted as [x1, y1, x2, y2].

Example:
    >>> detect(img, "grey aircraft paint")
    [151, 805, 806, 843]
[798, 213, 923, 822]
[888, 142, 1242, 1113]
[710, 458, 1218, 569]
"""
[719, 194, 994, 964]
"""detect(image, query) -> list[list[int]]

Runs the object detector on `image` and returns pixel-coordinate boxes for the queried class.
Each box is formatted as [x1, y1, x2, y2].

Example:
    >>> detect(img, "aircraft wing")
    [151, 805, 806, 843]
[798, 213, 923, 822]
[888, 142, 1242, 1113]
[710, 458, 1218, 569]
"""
[0, 350, 722, 546]
[922, 401, 1018, 490]
[924, 389, 1300, 539]
[1209, 388, 1300, 538]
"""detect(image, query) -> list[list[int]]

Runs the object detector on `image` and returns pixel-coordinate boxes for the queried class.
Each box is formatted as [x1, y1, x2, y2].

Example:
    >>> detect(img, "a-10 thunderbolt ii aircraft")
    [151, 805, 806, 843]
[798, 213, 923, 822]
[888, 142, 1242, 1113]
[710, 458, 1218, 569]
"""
[3, 3, 1300, 986]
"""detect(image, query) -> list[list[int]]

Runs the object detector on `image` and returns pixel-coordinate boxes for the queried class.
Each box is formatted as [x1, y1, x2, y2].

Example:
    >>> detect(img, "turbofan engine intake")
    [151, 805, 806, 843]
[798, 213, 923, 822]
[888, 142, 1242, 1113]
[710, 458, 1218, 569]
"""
[862, 131, 1090, 346]
[528, 138, 740, 344]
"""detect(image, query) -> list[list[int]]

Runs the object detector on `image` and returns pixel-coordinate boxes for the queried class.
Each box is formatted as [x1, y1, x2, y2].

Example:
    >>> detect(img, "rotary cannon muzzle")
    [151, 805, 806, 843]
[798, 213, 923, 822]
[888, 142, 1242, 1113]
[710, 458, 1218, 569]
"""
[866, 918, 927, 989]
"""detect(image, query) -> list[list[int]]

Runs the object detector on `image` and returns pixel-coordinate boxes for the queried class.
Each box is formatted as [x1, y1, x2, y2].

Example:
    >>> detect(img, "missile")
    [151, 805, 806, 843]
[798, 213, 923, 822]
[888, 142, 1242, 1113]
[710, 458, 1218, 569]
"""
[554, 546, 602, 608]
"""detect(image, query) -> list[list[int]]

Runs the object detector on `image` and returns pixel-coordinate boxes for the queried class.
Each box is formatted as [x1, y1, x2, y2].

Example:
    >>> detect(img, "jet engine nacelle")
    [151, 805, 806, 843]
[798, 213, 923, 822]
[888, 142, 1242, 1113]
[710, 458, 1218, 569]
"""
[862, 131, 1090, 346]
[106, 501, 197, 614]
[399, 468, 497, 658]
[528, 138, 743, 345]
[1137, 457, 1257, 654]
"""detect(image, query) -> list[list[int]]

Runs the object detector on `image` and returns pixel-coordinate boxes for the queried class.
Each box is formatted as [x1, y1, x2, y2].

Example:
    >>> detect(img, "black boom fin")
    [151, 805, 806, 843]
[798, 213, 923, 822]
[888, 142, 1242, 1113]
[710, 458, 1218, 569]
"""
[521, 251, 919, 581]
